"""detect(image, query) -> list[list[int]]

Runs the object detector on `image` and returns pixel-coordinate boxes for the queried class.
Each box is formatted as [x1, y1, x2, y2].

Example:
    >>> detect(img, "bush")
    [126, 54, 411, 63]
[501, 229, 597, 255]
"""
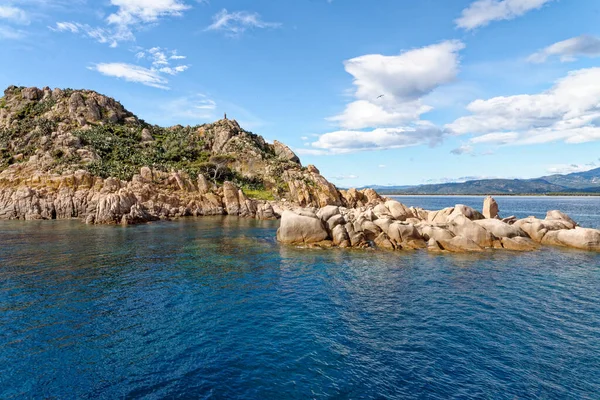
[72, 124, 218, 181]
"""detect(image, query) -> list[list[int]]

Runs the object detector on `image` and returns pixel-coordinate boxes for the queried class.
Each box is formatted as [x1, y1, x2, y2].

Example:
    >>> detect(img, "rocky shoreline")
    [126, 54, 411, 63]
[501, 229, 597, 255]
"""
[276, 196, 600, 253]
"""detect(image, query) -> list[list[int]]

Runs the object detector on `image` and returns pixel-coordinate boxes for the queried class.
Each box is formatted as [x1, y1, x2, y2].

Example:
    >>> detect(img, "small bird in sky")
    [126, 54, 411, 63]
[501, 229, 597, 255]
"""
[377, 94, 385, 99]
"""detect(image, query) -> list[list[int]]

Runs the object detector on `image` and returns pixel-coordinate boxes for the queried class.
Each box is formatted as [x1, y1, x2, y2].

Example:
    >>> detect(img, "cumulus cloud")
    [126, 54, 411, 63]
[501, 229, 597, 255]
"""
[206, 9, 281, 36]
[53, 0, 190, 46]
[456, 0, 553, 30]
[446, 68, 600, 146]
[328, 40, 464, 130]
[307, 124, 444, 155]
[528, 35, 600, 63]
[90, 63, 169, 89]
[304, 41, 464, 154]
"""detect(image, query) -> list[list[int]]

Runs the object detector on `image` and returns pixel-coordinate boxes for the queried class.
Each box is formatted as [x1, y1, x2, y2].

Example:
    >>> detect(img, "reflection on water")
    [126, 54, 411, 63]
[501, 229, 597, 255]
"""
[1, 215, 600, 399]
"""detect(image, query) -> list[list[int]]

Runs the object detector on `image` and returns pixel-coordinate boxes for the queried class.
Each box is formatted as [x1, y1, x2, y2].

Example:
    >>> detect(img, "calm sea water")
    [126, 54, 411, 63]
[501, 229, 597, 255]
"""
[1, 197, 599, 399]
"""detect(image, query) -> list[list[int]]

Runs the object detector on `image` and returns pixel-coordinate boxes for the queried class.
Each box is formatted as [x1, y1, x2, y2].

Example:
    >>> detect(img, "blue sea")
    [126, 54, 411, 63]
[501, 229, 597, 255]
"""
[1, 196, 599, 399]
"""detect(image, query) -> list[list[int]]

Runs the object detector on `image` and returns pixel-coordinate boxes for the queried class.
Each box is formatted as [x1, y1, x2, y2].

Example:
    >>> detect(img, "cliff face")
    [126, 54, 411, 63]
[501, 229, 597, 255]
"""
[0, 85, 345, 224]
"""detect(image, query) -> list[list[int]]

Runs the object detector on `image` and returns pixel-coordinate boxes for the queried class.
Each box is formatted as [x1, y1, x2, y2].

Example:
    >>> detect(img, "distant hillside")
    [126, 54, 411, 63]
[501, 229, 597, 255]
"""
[370, 168, 600, 195]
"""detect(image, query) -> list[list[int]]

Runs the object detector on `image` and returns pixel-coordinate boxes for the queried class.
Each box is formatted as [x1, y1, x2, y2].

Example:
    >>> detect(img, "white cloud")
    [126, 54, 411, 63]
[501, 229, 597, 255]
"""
[91, 46, 189, 87]
[307, 124, 444, 155]
[456, 0, 553, 30]
[546, 163, 597, 174]
[159, 65, 189, 75]
[450, 144, 474, 155]
[447, 68, 600, 146]
[90, 63, 169, 89]
[106, 0, 190, 27]
[305, 41, 463, 154]
[51, 22, 134, 47]
[206, 9, 281, 36]
[328, 100, 432, 130]
[329, 40, 464, 130]
[528, 35, 600, 63]
[424, 176, 497, 184]
[0, 6, 29, 24]
[161, 94, 217, 120]
[470, 132, 519, 144]
[52, 0, 190, 46]
[0, 25, 26, 40]
[378, 164, 386, 168]
[331, 174, 359, 180]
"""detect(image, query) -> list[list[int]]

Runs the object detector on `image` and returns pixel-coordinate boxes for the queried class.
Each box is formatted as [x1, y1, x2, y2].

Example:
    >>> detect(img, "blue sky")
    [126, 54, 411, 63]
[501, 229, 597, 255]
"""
[1, 0, 600, 186]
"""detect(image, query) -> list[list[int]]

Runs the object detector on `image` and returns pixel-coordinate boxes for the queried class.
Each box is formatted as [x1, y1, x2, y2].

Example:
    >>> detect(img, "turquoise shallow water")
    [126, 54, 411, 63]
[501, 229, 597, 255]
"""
[1, 197, 600, 399]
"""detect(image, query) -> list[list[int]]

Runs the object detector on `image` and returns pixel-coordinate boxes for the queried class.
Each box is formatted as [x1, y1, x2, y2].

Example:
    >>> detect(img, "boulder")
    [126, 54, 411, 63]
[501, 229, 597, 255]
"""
[438, 236, 484, 253]
[141, 128, 154, 142]
[222, 181, 241, 215]
[546, 210, 577, 228]
[541, 227, 600, 251]
[361, 220, 382, 241]
[473, 219, 527, 239]
[449, 205, 485, 221]
[256, 202, 277, 220]
[418, 224, 455, 242]
[373, 218, 393, 235]
[273, 140, 301, 164]
[500, 237, 540, 251]
[448, 214, 495, 248]
[374, 233, 395, 250]
[427, 207, 455, 224]
[427, 238, 443, 252]
[361, 188, 382, 205]
[277, 210, 329, 244]
[345, 222, 366, 247]
[483, 196, 499, 219]
[373, 203, 392, 219]
[326, 214, 345, 231]
[514, 217, 576, 243]
[388, 222, 422, 243]
[197, 175, 211, 194]
[317, 205, 340, 222]
[385, 200, 414, 221]
[332, 224, 350, 247]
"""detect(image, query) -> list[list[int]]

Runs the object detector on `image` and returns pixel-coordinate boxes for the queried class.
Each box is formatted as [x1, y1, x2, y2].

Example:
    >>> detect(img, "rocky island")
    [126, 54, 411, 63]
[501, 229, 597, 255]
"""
[1, 85, 599, 253]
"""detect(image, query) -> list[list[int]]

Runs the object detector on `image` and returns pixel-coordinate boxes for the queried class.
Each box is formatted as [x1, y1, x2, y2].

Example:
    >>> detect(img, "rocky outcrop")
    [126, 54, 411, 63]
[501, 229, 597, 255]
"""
[276, 196, 600, 253]
[0, 160, 288, 224]
[273, 140, 300, 165]
[0, 86, 352, 222]
[483, 195, 499, 219]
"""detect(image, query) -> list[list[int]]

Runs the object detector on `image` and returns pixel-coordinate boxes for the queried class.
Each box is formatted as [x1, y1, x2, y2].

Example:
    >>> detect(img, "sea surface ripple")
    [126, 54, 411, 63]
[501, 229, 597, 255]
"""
[1, 196, 600, 399]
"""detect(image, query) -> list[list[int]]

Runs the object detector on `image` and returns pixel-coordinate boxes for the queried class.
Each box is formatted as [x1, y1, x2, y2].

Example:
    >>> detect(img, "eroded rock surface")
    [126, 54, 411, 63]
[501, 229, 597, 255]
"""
[276, 196, 600, 253]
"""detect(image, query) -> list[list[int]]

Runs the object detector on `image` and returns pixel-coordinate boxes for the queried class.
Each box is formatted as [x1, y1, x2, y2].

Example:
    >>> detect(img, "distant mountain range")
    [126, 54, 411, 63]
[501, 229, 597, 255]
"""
[360, 168, 600, 195]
